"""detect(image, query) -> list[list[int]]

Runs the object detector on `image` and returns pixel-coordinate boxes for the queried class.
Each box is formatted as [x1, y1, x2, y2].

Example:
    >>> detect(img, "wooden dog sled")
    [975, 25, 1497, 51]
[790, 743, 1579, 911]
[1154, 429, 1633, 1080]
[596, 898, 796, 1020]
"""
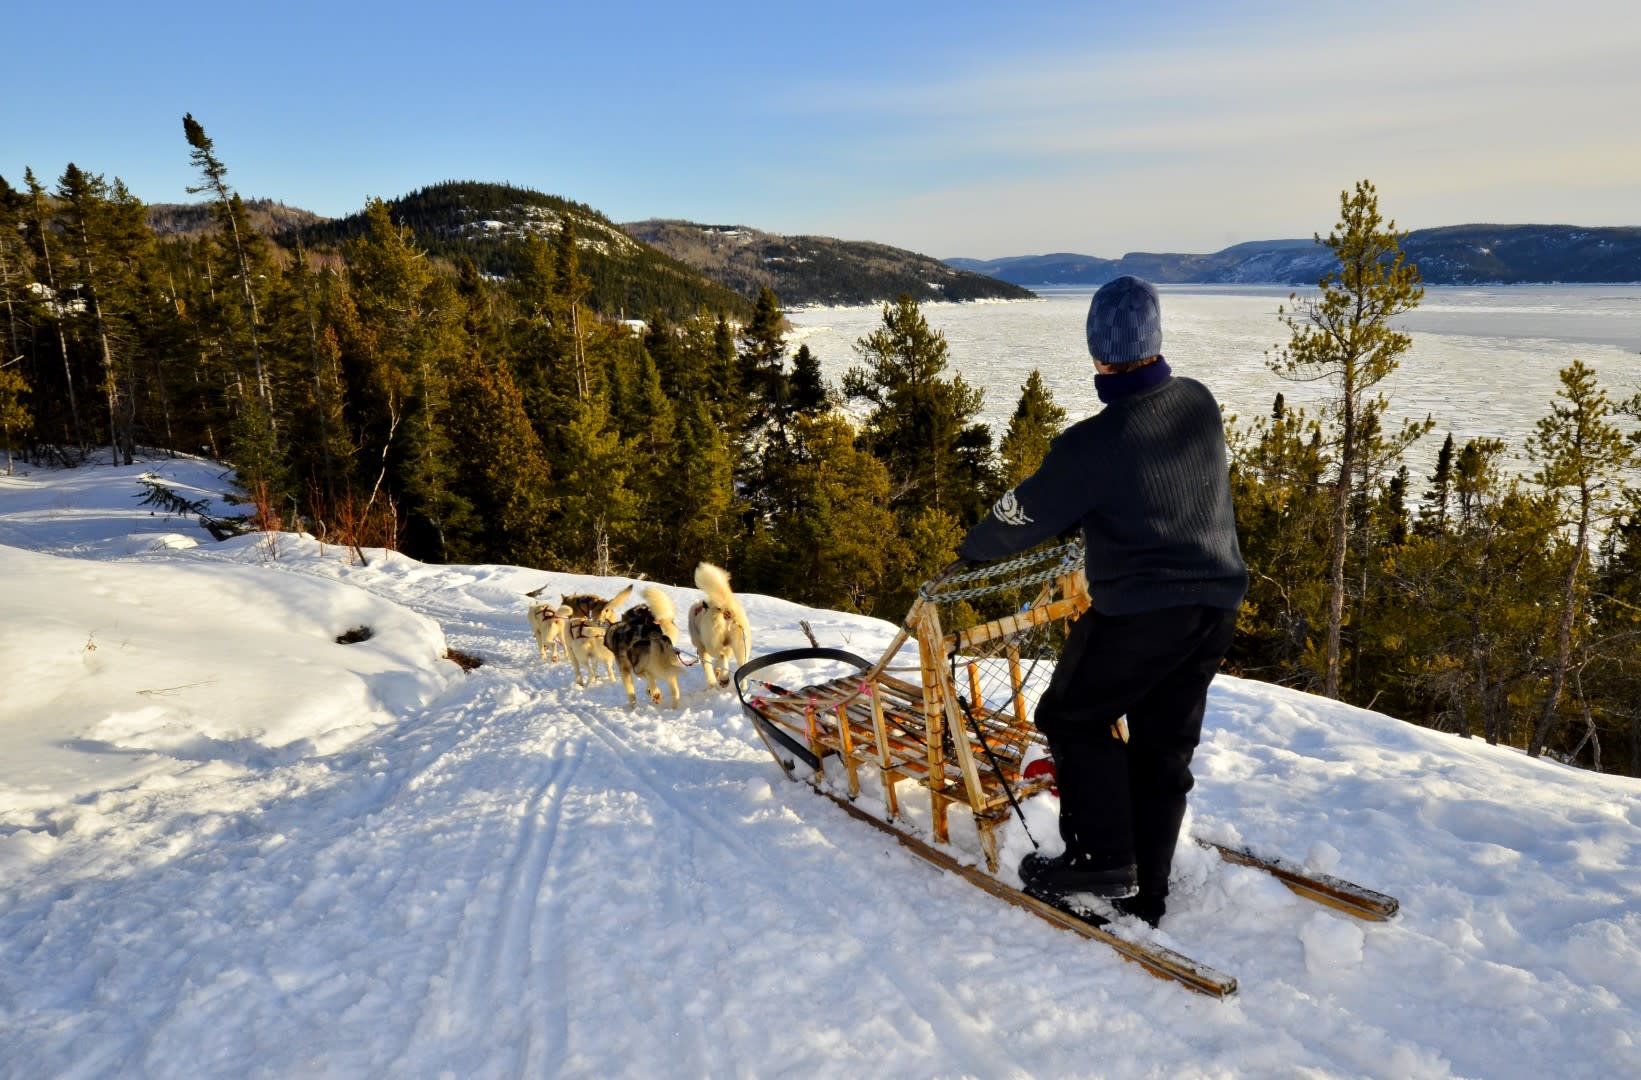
[734, 542, 1088, 875]
[734, 542, 1397, 998]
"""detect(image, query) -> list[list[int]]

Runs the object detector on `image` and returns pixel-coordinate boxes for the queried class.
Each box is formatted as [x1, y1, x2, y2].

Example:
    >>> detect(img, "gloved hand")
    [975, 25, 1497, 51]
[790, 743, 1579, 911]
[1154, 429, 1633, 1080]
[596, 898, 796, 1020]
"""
[935, 557, 977, 580]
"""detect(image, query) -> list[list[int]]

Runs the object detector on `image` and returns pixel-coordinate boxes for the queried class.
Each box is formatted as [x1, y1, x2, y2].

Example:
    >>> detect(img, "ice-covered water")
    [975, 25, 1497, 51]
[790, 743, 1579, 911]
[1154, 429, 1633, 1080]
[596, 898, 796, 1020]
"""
[788, 285, 1641, 480]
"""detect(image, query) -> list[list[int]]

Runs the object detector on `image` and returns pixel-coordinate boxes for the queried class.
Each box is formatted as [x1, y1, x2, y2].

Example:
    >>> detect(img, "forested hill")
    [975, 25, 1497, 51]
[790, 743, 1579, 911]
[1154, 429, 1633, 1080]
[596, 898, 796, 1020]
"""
[951, 224, 1641, 286]
[295, 182, 753, 320]
[623, 219, 1037, 307]
[147, 198, 330, 238]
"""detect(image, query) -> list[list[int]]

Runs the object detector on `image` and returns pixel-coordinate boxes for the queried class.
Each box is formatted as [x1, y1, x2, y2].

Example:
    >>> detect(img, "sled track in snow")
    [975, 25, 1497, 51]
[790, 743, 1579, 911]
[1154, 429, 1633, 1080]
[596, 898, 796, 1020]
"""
[570, 704, 1065, 1076]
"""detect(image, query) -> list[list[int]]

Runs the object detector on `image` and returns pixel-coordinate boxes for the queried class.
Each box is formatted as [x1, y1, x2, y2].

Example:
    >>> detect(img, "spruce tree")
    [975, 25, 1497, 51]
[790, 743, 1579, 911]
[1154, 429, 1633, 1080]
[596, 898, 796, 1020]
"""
[442, 348, 556, 567]
[788, 343, 829, 416]
[843, 293, 991, 523]
[998, 369, 1067, 489]
[1418, 433, 1456, 536]
[746, 411, 898, 613]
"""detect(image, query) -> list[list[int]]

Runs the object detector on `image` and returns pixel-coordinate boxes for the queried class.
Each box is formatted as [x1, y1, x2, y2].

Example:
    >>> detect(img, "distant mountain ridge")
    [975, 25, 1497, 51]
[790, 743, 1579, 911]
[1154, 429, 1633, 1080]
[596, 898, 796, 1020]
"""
[298, 182, 753, 319]
[949, 224, 1641, 286]
[623, 219, 1035, 307]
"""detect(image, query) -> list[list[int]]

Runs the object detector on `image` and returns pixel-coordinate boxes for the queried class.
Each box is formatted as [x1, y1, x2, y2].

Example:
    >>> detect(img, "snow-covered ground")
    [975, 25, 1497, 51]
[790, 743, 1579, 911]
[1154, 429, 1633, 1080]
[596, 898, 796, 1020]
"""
[2, 455, 1638, 1079]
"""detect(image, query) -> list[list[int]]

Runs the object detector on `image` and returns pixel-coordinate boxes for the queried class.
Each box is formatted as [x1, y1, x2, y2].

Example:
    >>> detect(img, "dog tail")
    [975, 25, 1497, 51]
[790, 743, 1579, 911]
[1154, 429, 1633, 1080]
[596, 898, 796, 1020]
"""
[641, 585, 676, 630]
[696, 562, 750, 644]
[599, 583, 635, 620]
[695, 562, 736, 609]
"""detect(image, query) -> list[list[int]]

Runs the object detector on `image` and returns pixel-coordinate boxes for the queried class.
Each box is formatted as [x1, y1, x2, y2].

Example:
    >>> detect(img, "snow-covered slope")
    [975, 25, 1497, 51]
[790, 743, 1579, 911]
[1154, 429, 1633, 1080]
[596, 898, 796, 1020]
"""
[1, 457, 1637, 1079]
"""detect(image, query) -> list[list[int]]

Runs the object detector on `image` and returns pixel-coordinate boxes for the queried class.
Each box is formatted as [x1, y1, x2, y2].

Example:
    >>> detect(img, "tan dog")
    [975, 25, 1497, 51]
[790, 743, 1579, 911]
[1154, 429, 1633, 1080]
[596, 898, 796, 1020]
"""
[688, 562, 751, 688]
[562, 584, 633, 687]
[606, 586, 687, 707]
[526, 601, 570, 663]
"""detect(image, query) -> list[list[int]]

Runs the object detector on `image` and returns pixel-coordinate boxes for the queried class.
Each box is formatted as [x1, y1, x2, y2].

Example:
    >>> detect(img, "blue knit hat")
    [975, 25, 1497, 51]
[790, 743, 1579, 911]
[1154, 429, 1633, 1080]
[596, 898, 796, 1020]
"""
[1086, 276, 1163, 365]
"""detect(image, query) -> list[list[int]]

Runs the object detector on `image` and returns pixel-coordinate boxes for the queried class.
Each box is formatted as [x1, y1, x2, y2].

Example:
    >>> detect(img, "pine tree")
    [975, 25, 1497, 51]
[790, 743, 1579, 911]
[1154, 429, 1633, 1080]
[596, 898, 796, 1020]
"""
[1270, 180, 1432, 699]
[550, 221, 594, 402]
[657, 398, 738, 582]
[1223, 395, 1331, 684]
[0, 177, 34, 396]
[552, 395, 638, 574]
[1524, 361, 1640, 758]
[739, 286, 789, 433]
[1382, 440, 1558, 746]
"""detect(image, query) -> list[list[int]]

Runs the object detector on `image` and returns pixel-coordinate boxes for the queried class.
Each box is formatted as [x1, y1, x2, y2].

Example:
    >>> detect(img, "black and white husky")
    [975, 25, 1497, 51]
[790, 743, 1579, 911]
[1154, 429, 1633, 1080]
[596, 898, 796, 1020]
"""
[606, 586, 687, 708]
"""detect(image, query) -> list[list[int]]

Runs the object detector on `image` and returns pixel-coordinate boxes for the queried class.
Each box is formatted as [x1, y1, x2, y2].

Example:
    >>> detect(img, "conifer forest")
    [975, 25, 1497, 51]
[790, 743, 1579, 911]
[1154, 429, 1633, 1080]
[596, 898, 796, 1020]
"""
[2, 124, 1638, 776]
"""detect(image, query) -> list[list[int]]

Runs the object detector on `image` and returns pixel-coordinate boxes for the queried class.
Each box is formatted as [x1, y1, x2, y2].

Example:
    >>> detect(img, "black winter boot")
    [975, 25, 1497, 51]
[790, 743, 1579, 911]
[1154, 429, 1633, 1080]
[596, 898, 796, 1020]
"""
[1113, 891, 1167, 927]
[1019, 850, 1139, 901]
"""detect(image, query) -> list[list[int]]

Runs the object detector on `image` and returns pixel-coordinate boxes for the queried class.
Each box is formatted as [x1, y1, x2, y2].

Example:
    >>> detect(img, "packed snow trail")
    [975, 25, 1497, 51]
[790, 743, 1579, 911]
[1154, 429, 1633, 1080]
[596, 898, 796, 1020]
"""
[2, 459, 1639, 1079]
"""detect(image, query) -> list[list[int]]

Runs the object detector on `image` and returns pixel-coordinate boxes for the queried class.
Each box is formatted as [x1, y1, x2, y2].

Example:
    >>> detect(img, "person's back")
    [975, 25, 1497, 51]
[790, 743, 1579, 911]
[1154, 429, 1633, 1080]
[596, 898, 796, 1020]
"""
[955, 275, 1246, 925]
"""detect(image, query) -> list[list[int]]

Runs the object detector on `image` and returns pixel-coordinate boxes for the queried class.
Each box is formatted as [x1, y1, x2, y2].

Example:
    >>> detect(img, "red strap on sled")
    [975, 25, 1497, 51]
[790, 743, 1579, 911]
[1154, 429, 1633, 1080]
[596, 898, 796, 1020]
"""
[1023, 757, 1058, 797]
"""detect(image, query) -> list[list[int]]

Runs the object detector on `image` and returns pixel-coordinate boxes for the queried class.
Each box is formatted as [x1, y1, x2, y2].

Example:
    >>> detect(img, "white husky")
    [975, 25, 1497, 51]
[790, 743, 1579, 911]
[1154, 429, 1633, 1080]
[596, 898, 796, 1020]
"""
[526, 601, 569, 663]
[687, 562, 752, 688]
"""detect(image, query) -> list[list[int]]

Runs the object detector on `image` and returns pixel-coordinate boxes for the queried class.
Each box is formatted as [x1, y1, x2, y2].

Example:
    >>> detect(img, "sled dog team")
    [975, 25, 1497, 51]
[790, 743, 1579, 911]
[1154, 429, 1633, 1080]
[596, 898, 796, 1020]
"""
[526, 562, 751, 708]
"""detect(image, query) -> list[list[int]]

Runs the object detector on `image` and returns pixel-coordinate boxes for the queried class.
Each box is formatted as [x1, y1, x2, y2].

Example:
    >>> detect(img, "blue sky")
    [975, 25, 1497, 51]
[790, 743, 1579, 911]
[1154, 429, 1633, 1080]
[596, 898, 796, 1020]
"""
[6, 0, 1639, 259]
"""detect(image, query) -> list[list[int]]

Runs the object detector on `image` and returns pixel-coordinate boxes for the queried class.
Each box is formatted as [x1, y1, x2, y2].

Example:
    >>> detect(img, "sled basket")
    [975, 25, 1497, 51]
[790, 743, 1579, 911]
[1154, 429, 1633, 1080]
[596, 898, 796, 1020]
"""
[735, 541, 1090, 871]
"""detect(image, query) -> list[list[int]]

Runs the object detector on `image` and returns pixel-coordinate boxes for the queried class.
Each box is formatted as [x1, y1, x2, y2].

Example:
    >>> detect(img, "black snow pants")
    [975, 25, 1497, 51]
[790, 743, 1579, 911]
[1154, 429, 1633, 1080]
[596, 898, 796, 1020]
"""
[1033, 603, 1238, 897]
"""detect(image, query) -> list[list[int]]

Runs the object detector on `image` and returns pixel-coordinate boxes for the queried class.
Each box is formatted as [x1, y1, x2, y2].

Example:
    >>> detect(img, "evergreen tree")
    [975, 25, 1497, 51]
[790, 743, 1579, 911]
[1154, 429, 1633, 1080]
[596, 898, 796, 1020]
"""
[1270, 179, 1431, 699]
[1381, 440, 1558, 746]
[0, 358, 30, 473]
[56, 164, 149, 464]
[1418, 433, 1456, 536]
[552, 395, 638, 574]
[22, 168, 85, 452]
[339, 199, 471, 560]
[550, 221, 594, 402]
[1524, 361, 1640, 758]
[0, 177, 37, 426]
[1223, 395, 1331, 684]
[183, 114, 272, 413]
[745, 411, 898, 613]
[739, 286, 789, 434]
[788, 343, 829, 416]
[442, 347, 556, 567]
[998, 369, 1067, 489]
[843, 293, 992, 523]
[656, 398, 739, 582]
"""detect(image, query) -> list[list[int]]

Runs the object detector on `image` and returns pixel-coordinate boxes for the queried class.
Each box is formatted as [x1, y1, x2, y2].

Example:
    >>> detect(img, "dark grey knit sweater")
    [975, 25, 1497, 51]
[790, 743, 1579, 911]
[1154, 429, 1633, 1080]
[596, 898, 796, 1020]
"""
[958, 375, 1247, 615]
